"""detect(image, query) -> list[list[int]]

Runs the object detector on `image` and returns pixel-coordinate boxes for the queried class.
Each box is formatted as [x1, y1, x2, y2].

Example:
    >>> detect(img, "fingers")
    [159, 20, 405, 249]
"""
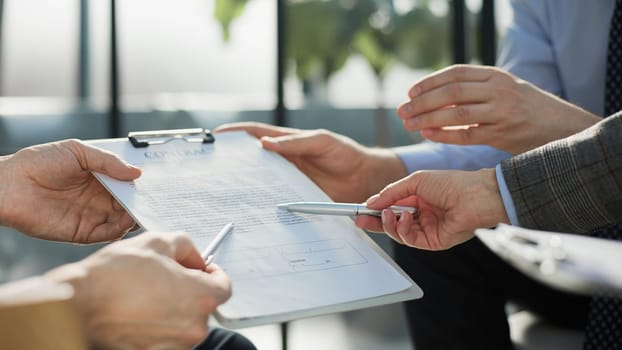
[398, 82, 491, 120]
[214, 122, 299, 139]
[420, 125, 492, 147]
[407, 64, 495, 98]
[380, 210, 404, 244]
[354, 215, 386, 234]
[66, 140, 141, 181]
[398, 65, 500, 130]
[394, 210, 417, 246]
[365, 175, 420, 211]
[136, 232, 232, 302]
[134, 232, 232, 305]
[358, 175, 426, 246]
[203, 262, 223, 274]
[84, 212, 136, 243]
[141, 232, 206, 270]
[380, 210, 419, 247]
[401, 103, 490, 131]
[260, 130, 334, 157]
[215, 123, 339, 159]
[354, 211, 415, 247]
[167, 233, 208, 270]
[143, 232, 231, 299]
[200, 263, 232, 303]
[116, 213, 137, 234]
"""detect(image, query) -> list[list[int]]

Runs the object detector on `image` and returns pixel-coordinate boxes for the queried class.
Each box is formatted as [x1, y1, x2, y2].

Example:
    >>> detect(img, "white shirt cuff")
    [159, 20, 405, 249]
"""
[495, 164, 519, 225]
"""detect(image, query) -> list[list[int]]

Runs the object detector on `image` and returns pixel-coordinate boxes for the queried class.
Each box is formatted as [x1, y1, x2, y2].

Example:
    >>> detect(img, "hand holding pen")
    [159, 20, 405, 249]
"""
[354, 168, 508, 251]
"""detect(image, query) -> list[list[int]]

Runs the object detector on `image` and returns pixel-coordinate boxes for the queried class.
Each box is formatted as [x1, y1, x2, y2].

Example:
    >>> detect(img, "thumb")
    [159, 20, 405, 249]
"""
[142, 231, 206, 270]
[79, 142, 141, 181]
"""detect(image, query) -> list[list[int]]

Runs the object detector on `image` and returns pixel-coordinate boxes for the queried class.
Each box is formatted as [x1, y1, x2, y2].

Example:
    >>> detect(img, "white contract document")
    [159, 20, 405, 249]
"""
[89, 131, 422, 328]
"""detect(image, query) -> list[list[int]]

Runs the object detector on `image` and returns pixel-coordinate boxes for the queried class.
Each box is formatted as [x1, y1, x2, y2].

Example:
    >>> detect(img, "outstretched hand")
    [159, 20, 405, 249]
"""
[215, 122, 407, 202]
[0, 139, 141, 243]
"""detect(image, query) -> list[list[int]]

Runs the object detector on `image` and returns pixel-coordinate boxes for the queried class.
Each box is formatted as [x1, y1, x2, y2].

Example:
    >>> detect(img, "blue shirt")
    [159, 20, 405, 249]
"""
[394, 0, 615, 225]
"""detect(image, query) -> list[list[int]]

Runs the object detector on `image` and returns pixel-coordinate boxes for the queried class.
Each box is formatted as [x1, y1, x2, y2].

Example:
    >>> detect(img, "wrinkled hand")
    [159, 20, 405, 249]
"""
[214, 122, 407, 202]
[397, 64, 601, 154]
[355, 168, 509, 250]
[45, 231, 231, 350]
[0, 139, 141, 243]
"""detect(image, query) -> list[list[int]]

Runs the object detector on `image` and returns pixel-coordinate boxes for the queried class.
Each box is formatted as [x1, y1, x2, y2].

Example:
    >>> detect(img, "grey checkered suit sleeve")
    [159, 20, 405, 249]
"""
[500, 112, 622, 233]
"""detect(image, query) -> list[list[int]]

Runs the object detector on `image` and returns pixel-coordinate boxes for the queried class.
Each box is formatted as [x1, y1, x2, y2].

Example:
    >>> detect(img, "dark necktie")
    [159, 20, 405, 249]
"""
[583, 1, 622, 348]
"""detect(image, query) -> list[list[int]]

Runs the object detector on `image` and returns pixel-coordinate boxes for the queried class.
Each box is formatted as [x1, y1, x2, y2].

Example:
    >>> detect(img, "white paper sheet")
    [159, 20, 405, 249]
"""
[90, 131, 422, 327]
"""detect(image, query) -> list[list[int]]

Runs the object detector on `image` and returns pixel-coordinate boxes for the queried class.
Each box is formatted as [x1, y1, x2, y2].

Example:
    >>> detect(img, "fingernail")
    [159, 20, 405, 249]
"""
[410, 86, 422, 98]
[367, 194, 380, 206]
[422, 128, 436, 137]
[125, 162, 140, 171]
[261, 136, 279, 147]
[406, 118, 419, 129]
[381, 209, 389, 223]
[398, 211, 407, 223]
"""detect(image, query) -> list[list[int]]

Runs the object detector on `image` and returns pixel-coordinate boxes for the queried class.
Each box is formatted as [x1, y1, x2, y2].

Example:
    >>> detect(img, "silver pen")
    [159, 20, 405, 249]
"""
[277, 201, 417, 217]
[201, 222, 234, 265]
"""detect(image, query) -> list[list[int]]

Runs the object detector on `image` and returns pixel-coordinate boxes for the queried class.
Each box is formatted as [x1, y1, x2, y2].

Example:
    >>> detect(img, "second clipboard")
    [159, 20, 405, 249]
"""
[476, 224, 622, 297]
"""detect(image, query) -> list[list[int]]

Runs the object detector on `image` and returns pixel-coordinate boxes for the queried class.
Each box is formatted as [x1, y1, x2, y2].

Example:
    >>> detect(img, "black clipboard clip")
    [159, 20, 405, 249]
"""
[128, 128, 215, 148]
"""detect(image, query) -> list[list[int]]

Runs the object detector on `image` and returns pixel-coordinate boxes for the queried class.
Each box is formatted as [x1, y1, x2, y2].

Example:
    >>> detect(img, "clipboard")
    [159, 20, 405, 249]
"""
[127, 128, 215, 148]
[88, 128, 423, 328]
[476, 224, 622, 297]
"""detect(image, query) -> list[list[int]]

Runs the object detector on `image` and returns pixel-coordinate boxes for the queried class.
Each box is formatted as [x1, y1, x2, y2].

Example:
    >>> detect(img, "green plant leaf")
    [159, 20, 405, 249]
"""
[353, 30, 390, 76]
[213, 0, 454, 81]
[392, 6, 450, 70]
[287, 0, 375, 81]
[214, 0, 249, 42]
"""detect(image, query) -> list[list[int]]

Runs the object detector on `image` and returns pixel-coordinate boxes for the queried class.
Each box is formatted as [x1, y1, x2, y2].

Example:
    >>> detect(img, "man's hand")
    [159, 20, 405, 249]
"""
[0, 139, 141, 243]
[44, 231, 231, 349]
[215, 122, 407, 202]
[398, 64, 601, 154]
[355, 168, 510, 250]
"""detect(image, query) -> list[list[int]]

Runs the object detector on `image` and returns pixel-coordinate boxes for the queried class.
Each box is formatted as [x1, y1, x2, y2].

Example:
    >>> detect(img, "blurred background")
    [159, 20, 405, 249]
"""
[0, 0, 511, 348]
